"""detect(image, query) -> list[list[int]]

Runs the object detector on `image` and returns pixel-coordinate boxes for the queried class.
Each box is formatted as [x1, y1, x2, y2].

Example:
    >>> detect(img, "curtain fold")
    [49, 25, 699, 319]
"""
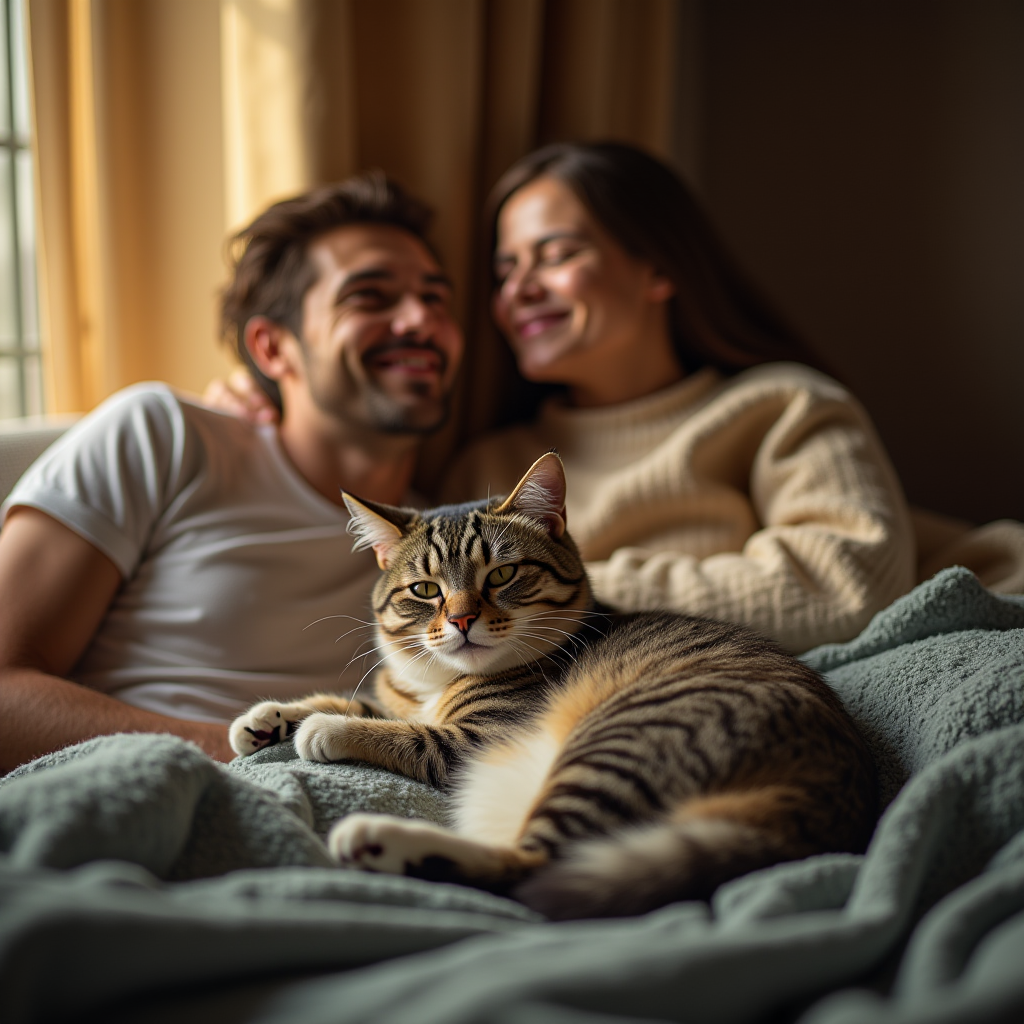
[29, 0, 150, 411]
[28, 0, 233, 413]
[27, 0, 691, 467]
[221, 0, 321, 232]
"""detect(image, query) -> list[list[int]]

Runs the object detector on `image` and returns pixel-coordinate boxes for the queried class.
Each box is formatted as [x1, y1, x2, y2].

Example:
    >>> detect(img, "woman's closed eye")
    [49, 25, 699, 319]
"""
[537, 240, 585, 266]
[493, 243, 585, 286]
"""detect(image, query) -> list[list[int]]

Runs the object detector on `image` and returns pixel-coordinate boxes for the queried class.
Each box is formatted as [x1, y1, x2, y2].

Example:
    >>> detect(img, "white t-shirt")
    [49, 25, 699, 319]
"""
[2, 383, 383, 722]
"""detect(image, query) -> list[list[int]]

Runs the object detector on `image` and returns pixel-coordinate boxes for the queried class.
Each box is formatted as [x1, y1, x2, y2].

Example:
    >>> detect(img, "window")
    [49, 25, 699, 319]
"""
[0, 0, 42, 418]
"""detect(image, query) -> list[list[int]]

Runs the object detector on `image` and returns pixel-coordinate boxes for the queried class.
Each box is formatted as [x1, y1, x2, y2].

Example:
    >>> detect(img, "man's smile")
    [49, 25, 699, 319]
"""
[364, 342, 447, 377]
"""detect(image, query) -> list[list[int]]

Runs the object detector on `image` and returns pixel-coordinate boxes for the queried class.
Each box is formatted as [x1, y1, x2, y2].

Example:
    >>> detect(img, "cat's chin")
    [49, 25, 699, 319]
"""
[441, 642, 507, 672]
[440, 640, 540, 675]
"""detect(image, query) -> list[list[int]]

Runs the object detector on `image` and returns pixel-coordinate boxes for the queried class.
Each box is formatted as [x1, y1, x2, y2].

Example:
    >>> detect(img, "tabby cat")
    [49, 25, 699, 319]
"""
[230, 453, 877, 919]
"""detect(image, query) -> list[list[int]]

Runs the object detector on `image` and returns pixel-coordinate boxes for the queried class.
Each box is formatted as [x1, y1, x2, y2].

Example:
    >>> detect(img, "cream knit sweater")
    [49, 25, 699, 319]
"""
[443, 363, 917, 653]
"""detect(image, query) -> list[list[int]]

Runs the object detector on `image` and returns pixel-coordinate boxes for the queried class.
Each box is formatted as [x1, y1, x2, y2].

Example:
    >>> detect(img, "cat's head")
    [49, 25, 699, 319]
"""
[343, 453, 593, 683]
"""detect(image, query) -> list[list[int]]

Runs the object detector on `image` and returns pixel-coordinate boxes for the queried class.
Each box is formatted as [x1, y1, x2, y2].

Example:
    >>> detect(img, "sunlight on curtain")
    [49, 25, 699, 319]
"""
[66, 0, 105, 409]
[25, 0, 693, 442]
[221, 0, 324, 231]
[28, 0, 234, 412]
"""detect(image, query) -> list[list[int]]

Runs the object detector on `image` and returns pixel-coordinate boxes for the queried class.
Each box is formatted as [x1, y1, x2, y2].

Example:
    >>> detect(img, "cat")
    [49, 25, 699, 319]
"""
[230, 452, 877, 920]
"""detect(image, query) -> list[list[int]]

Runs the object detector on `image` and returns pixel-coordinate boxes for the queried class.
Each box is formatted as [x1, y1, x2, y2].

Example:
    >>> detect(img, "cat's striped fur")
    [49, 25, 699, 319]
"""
[230, 453, 877, 919]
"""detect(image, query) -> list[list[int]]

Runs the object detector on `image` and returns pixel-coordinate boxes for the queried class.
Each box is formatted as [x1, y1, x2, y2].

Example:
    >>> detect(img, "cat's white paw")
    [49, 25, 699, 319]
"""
[294, 711, 354, 762]
[328, 813, 452, 874]
[229, 701, 301, 756]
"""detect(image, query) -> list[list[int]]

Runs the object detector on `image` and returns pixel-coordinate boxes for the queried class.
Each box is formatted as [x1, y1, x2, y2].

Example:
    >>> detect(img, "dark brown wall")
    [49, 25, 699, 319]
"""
[697, 0, 1024, 522]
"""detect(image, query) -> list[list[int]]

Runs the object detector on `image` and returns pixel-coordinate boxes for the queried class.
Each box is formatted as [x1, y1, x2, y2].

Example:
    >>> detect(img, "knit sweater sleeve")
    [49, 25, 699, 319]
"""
[584, 369, 916, 652]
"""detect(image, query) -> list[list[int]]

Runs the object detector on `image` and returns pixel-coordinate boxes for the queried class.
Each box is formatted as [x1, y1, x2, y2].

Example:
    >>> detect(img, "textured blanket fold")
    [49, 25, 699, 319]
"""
[1, 567, 1022, 1024]
[801, 568, 1024, 809]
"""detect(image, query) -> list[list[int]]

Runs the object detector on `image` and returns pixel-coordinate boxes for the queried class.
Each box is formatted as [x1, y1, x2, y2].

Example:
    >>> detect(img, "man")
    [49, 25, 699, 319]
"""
[0, 174, 463, 773]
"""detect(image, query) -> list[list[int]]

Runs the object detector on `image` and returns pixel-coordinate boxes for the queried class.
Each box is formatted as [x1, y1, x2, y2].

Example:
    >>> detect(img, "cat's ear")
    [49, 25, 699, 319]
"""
[496, 452, 567, 538]
[342, 493, 416, 569]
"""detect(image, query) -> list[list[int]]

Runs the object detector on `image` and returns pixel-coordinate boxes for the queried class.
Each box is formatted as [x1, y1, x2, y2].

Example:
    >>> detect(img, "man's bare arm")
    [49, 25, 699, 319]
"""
[0, 507, 234, 773]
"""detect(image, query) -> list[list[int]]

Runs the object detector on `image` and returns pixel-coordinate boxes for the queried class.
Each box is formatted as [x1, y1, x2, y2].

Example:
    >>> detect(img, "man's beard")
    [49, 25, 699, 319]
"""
[303, 341, 453, 437]
[360, 380, 452, 435]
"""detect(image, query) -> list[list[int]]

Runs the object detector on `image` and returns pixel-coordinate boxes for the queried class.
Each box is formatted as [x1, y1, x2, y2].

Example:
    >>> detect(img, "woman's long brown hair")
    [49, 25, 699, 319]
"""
[487, 141, 822, 377]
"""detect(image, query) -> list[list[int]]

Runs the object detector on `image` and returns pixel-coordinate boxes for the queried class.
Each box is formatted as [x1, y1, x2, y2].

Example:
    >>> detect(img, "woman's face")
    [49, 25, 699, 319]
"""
[492, 175, 679, 406]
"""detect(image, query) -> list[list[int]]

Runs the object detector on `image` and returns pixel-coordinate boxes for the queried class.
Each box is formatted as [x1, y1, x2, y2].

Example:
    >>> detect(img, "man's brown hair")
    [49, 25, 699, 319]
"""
[220, 172, 434, 409]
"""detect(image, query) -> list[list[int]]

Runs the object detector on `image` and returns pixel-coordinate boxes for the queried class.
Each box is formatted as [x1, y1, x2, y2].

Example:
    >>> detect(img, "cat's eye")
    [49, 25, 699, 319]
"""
[410, 581, 441, 599]
[487, 564, 517, 587]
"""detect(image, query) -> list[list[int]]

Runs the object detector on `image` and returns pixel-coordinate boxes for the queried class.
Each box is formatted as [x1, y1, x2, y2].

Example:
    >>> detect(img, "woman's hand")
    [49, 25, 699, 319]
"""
[202, 368, 279, 425]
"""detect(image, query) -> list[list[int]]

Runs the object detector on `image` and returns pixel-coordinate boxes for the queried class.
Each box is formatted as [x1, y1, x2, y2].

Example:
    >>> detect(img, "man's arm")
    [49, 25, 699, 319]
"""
[0, 507, 233, 774]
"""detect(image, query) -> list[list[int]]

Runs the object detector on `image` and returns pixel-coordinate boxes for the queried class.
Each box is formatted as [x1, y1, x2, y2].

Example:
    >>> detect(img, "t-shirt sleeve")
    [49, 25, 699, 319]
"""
[1, 384, 198, 577]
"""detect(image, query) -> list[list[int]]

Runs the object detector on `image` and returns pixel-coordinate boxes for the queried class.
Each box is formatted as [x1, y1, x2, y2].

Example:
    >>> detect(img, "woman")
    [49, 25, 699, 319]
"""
[210, 142, 1023, 651]
[440, 142, 915, 652]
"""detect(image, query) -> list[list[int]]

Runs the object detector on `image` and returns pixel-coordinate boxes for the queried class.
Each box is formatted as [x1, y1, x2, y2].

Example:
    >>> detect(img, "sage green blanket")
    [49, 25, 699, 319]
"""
[1, 567, 1022, 1024]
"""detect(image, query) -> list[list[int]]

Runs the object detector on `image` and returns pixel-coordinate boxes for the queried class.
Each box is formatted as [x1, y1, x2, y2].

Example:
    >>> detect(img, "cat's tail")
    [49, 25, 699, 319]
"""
[514, 786, 853, 920]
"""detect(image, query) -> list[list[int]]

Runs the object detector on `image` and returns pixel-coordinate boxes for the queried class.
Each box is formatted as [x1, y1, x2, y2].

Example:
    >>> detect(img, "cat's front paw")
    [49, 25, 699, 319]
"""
[293, 711, 354, 762]
[229, 701, 303, 756]
[328, 813, 449, 875]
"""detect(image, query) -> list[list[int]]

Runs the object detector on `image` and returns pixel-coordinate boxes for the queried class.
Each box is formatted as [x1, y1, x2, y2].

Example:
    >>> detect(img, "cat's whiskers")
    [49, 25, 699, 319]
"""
[407, 645, 442, 679]
[518, 616, 601, 662]
[361, 627, 466, 694]
[507, 638, 579, 678]
[331, 623, 377, 645]
[303, 613, 375, 631]
[503, 634, 569, 667]
[518, 612, 592, 635]
[344, 633, 428, 675]
[348, 644, 420, 696]
[347, 630, 424, 659]
[338, 639, 425, 699]
[521, 620, 589, 645]
[402, 644, 441, 674]
[524, 609, 610, 636]
[516, 630, 589, 663]
[348, 641, 434, 703]
[347, 634, 389, 660]
[513, 621, 580, 641]
[514, 632, 581, 666]
[516, 614, 592, 648]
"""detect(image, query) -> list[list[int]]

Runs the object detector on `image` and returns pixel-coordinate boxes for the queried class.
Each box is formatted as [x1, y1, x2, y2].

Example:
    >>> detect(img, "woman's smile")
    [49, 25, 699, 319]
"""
[513, 310, 571, 339]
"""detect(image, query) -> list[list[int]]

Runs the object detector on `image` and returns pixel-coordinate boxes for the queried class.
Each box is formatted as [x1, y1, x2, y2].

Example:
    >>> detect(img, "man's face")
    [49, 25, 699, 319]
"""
[293, 224, 463, 435]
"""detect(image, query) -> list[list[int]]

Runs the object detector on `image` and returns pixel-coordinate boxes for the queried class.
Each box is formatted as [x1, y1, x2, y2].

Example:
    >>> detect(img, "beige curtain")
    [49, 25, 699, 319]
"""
[28, 0, 233, 414]
[26, 0, 694, 482]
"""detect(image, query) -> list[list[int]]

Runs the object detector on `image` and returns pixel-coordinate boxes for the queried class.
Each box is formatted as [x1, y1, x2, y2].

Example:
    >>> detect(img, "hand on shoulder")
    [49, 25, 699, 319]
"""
[203, 368, 280, 425]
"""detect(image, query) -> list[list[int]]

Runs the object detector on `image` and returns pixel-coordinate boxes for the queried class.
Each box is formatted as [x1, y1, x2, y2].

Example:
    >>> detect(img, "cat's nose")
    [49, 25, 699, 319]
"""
[448, 612, 478, 634]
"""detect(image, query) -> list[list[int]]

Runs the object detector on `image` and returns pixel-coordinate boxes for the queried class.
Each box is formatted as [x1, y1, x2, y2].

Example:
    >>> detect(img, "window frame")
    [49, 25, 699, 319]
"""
[0, 0, 42, 419]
